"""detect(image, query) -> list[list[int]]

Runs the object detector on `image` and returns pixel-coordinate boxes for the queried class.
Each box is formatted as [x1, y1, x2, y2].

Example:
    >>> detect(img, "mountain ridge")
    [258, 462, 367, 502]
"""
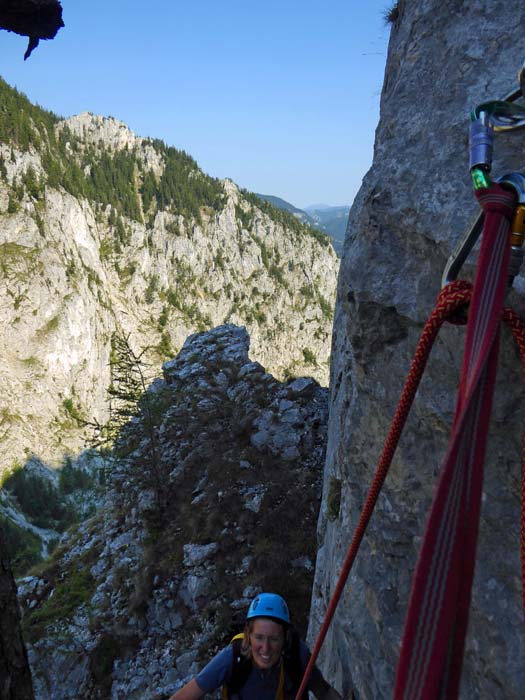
[0, 78, 338, 477]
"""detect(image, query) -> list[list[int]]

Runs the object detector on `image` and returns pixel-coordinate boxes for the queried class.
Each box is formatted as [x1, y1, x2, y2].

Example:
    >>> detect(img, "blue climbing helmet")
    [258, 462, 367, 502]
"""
[247, 593, 290, 625]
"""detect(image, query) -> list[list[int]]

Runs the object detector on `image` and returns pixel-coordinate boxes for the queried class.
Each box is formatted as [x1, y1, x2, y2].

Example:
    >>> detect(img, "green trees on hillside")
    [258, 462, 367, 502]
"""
[154, 145, 225, 222]
[0, 77, 332, 256]
[0, 78, 225, 225]
[2, 465, 76, 532]
[140, 168, 158, 214]
[88, 150, 142, 220]
[0, 515, 42, 575]
[0, 78, 56, 150]
[43, 131, 143, 221]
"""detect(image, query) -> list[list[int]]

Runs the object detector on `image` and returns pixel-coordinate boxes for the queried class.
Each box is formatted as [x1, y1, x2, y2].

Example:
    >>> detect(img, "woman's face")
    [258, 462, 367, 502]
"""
[249, 618, 285, 670]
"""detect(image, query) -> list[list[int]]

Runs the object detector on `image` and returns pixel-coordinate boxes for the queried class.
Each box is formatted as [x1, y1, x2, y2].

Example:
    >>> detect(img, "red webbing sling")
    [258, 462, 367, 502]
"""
[296, 183, 523, 700]
[394, 183, 517, 699]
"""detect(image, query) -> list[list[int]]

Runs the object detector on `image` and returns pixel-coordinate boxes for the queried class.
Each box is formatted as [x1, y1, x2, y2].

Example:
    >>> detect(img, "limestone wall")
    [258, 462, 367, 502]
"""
[310, 2, 525, 698]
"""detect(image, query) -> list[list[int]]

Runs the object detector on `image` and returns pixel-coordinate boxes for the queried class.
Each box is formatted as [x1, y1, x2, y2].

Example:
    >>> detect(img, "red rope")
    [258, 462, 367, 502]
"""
[395, 184, 516, 699]
[296, 280, 472, 700]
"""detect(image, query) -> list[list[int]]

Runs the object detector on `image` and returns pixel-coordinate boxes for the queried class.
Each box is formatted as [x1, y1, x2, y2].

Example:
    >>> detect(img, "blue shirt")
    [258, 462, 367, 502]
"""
[195, 641, 324, 700]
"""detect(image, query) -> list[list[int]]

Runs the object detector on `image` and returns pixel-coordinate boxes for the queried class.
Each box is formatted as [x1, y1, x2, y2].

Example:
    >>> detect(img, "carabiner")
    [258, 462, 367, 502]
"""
[441, 211, 484, 287]
[442, 173, 525, 287]
[499, 173, 525, 281]
[469, 59, 525, 185]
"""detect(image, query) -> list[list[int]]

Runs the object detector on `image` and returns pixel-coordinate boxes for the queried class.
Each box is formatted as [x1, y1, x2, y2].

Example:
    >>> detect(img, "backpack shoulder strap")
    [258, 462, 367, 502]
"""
[222, 634, 251, 700]
[282, 629, 304, 694]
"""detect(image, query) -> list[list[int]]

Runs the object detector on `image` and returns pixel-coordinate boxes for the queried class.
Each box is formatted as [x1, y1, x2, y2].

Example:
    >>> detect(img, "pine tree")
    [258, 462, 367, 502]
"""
[86, 333, 166, 513]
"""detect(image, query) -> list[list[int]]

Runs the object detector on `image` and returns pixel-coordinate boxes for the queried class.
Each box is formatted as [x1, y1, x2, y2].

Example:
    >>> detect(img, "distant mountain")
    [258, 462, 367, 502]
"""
[257, 194, 349, 256]
[255, 193, 315, 226]
[303, 203, 333, 212]
[305, 205, 349, 256]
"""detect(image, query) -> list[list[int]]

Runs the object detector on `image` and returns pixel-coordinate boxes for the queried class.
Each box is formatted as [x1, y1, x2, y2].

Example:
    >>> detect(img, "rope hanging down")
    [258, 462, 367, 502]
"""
[296, 184, 525, 700]
[295, 279, 472, 700]
[394, 183, 517, 699]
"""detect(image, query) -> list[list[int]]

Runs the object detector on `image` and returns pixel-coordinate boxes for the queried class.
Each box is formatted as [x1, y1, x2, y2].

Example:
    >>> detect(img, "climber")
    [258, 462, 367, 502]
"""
[168, 592, 351, 700]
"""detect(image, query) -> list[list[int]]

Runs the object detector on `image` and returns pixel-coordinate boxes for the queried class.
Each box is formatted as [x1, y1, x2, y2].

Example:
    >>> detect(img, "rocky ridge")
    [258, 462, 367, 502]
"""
[0, 82, 338, 476]
[19, 324, 329, 700]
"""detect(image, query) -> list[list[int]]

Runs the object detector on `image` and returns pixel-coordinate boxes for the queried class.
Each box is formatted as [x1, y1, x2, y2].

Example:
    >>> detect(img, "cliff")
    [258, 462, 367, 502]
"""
[0, 81, 337, 477]
[310, 2, 525, 698]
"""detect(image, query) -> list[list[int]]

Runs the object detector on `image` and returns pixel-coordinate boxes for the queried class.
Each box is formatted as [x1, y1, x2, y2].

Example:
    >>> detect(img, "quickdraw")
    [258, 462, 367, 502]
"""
[443, 61, 525, 287]
[297, 62, 525, 700]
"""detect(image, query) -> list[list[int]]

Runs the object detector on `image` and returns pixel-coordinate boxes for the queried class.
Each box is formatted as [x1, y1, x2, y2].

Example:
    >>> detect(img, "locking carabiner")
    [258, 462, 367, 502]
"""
[499, 173, 525, 281]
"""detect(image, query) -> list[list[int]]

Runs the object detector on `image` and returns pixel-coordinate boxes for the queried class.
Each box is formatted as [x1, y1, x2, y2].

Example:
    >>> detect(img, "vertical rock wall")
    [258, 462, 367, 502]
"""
[310, 2, 525, 698]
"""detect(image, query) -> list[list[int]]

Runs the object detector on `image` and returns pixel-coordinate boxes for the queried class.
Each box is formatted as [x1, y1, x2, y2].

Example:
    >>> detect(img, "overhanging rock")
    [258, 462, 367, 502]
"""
[0, 0, 64, 58]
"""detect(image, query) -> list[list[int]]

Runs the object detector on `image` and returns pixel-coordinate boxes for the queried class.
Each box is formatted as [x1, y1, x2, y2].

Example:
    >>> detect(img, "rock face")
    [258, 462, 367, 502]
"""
[310, 2, 525, 699]
[0, 82, 337, 477]
[0, 525, 35, 700]
[19, 325, 329, 700]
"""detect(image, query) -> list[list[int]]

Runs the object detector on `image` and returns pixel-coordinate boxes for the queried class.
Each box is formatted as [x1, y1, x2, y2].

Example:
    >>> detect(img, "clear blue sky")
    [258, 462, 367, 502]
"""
[0, 1, 391, 209]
